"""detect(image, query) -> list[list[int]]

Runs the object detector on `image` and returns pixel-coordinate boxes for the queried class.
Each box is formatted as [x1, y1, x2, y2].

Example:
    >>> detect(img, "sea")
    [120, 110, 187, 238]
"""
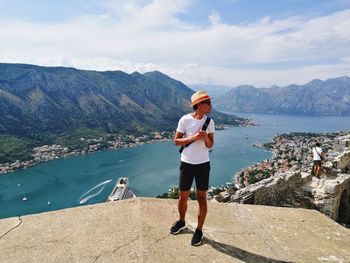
[1, 113, 350, 219]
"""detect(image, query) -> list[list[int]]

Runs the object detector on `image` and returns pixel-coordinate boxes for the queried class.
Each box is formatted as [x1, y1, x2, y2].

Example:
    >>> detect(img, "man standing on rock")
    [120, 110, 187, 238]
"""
[313, 142, 324, 178]
[170, 90, 215, 246]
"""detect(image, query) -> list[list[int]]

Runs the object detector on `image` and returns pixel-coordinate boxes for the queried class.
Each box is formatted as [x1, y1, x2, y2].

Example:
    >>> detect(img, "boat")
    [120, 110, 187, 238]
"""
[106, 177, 135, 202]
[22, 196, 27, 201]
[48, 199, 52, 206]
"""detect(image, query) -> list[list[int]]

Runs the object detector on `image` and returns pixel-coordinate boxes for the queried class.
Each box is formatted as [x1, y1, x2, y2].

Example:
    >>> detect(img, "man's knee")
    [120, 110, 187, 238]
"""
[196, 191, 207, 202]
[179, 191, 190, 202]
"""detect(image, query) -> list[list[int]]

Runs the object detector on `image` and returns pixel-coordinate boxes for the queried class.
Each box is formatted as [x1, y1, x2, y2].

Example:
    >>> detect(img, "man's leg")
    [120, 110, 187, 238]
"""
[312, 164, 317, 176]
[190, 190, 207, 246]
[196, 190, 207, 230]
[178, 190, 190, 221]
[170, 190, 189, 234]
[170, 162, 194, 235]
[316, 164, 321, 177]
[191, 162, 209, 246]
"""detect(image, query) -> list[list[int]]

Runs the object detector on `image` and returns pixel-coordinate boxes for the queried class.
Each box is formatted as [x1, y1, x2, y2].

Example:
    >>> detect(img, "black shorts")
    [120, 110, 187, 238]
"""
[313, 160, 322, 166]
[179, 161, 210, 191]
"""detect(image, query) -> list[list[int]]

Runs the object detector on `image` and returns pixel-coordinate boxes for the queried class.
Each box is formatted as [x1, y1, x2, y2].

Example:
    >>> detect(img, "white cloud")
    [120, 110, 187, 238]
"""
[0, 1, 349, 87]
[171, 62, 350, 87]
[340, 56, 350, 63]
[209, 10, 222, 25]
[95, 0, 192, 30]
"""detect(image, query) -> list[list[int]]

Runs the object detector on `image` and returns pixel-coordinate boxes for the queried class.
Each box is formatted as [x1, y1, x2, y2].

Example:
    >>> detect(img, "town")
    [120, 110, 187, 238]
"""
[234, 131, 350, 188]
[0, 131, 172, 174]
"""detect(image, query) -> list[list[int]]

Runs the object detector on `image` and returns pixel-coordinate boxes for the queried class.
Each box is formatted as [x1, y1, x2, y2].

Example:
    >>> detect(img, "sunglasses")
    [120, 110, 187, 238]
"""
[201, 100, 211, 105]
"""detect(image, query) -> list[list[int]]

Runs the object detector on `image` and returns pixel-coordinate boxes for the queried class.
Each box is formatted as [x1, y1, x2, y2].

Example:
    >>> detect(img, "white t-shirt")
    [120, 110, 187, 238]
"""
[313, 147, 323, 161]
[176, 114, 215, 164]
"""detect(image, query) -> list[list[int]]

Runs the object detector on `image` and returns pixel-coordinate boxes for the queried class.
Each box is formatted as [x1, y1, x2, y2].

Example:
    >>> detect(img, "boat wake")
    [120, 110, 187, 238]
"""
[79, 179, 112, 204]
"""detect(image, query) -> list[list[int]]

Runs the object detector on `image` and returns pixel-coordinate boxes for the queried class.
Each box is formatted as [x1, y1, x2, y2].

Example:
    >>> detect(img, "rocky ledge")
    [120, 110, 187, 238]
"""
[216, 131, 350, 227]
[1, 198, 349, 262]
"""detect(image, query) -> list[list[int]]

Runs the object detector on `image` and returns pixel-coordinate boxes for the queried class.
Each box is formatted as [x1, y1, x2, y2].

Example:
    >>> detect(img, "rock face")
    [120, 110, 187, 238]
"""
[333, 134, 350, 173]
[231, 172, 315, 207]
[228, 170, 350, 226]
[1, 198, 350, 262]
[333, 151, 350, 173]
[305, 174, 350, 223]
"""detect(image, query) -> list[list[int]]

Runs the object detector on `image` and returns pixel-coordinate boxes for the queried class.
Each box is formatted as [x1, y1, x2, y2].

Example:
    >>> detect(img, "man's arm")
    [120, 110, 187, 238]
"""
[173, 131, 203, 146]
[199, 131, 214, 148]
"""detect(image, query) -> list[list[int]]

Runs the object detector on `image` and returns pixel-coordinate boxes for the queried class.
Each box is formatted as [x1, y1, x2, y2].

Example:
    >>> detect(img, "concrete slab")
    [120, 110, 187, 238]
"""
[0, 198, 349, 262]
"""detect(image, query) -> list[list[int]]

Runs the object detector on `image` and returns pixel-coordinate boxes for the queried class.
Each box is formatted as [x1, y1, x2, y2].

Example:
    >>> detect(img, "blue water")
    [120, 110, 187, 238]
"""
[1, 113, 350, 219]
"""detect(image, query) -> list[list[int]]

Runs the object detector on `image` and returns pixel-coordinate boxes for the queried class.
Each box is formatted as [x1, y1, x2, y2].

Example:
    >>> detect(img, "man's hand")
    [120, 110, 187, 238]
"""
[198, 130, 208, 139]
[174, 130, 213, 147]
[192, 131, 204, 141]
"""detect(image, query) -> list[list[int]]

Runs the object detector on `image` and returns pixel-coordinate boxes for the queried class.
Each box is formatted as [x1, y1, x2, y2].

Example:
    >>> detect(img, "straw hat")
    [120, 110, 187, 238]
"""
[191, 90, 212, 106]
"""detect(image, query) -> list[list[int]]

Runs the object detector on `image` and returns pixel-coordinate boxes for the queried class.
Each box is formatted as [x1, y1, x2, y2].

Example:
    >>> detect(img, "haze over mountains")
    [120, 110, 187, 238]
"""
[215, 76, 350, 116]
[0, 63, 242, 137]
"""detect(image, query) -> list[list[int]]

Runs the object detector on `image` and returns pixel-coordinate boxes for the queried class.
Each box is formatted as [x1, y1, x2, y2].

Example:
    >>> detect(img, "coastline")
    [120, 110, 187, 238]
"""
[0, 132, 173, 174]
[0, 123, 240, 175]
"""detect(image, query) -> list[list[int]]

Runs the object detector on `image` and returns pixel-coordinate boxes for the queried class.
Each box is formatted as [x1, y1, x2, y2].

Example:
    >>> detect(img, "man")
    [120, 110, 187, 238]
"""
[170, 90, 215, 246]
[312, 142, 324, 178]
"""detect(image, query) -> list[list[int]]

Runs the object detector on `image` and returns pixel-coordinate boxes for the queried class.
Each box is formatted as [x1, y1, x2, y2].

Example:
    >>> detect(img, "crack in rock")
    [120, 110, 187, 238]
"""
[0, 244, 37, 251]
[146, 233, 172, 249]
[92, 235, 140, 263]
[0, 216, 22, 239]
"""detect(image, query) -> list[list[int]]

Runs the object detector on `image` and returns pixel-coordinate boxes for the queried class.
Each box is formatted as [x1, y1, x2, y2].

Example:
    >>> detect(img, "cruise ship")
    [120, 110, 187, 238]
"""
[106, 177, 135, 202]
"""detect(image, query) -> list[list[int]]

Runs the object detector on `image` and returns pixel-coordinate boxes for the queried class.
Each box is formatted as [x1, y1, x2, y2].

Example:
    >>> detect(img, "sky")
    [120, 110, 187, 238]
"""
[0, 0, 350, 87]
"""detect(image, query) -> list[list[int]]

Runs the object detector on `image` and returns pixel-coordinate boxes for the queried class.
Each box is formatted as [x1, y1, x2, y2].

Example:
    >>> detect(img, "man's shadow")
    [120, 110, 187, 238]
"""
[179, 229, 293, 263]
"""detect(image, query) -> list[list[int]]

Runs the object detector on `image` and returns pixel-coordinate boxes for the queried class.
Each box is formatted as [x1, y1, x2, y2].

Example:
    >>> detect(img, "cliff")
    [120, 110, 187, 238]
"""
[218, 133, 350, 227]
[1, 198, 349, 262]
[227, 171, 350, 225]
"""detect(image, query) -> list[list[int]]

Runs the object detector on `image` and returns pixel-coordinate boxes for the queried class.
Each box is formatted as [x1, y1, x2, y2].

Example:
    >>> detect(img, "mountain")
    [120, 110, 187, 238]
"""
[0, 63, 243, 137]
[215, 76, 350, 115]
[189, 84, 232, 99]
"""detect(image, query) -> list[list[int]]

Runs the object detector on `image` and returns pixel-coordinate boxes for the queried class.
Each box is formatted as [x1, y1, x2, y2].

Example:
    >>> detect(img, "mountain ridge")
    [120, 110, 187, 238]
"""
[0, 63, 248, 163]
[0, 63, 245, 136]
[215, 76, 350, 115]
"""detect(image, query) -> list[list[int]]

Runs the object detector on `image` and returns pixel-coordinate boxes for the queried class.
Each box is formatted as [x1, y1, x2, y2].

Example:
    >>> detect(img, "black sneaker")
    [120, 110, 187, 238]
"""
[191, 228, 203, 246]
[170, 220, 186, 234]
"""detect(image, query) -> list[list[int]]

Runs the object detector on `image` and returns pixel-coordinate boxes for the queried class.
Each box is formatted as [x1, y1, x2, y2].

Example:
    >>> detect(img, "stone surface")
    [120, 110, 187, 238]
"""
[229, 170, 350, 226]
[1, 198, 350, 262]
[308, 174, 350, 221]
[333, 151, 350, 173]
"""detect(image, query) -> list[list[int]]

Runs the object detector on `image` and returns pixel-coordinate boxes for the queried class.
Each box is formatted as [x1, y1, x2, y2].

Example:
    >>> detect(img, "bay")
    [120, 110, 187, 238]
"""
[1, 113, 350, 219]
